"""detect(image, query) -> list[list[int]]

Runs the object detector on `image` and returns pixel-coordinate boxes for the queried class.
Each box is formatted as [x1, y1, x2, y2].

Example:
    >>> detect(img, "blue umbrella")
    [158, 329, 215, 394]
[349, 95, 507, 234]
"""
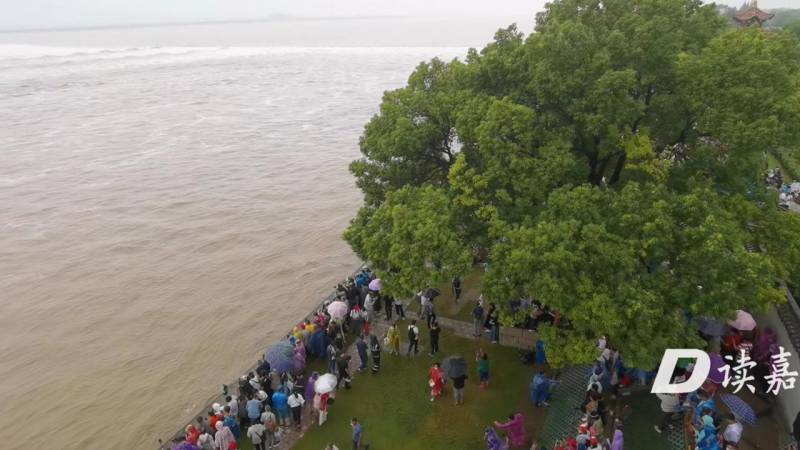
[265, 341, 295, 374]
[720, 394, 757, 425]
[695, 317, 729, 337]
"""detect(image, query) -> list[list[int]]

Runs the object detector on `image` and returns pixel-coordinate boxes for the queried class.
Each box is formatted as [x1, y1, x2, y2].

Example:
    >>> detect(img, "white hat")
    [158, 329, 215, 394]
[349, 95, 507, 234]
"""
[212, 402, 222, 413]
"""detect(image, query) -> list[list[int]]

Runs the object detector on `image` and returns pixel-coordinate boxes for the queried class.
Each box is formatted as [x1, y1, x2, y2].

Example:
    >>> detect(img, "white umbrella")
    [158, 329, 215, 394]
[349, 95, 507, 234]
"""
[314, 373, 338, 394]
[790, 182, 800, 193]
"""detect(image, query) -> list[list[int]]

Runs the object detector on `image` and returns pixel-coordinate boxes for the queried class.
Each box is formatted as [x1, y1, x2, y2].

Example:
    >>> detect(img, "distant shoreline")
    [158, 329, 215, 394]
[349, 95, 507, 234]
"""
[0, 14, 499, 34]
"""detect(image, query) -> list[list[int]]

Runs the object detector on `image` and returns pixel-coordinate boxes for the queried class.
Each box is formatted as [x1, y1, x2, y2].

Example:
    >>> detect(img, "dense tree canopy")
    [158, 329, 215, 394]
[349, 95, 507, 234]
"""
[344, 0, 800, 368]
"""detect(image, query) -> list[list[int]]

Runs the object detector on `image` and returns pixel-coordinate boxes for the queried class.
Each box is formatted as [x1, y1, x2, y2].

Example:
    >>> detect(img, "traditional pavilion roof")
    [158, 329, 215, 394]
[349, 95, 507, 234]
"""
[734, 0, 775, 26]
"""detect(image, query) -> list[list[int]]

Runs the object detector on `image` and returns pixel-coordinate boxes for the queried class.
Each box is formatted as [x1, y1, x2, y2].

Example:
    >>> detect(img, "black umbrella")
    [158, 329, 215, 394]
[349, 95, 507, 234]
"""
[442, 355, 467, 379]
[423, 287, 441, 299]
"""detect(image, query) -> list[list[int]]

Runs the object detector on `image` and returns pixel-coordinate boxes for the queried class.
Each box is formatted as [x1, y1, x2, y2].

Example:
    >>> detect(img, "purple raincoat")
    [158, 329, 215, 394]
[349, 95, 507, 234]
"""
[494, 413, 526, 447]
[485, 427, 508, 450]
[305, 372, 319, 402]
[611, 429, 624, 450]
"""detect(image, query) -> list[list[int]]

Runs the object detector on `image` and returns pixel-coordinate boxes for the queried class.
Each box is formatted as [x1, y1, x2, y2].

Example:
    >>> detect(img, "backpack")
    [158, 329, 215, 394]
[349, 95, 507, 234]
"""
[408, 326, 416, 341]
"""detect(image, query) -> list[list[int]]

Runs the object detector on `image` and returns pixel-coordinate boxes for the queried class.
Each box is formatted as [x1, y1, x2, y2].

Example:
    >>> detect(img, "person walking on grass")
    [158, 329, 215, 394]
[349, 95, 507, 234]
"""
[351, 417, 363, 450]
[452, 276, 462, 302]
[407, 319, 420, 356]
[472, 300, 484, 337]
[356, 335, 368, 372]
[428, 321, 441, 356]
[477, 351, 490, 389]
[452, 372, 467, 406]
[386, 322, 401, 355]
[370, 335, 382, 374]
[424, 298, 436, 329]
[287, 389, 305, 430]
[327, 341, 339, 375]
[429, 362, 444, 402]
[654, 392, 680, 434]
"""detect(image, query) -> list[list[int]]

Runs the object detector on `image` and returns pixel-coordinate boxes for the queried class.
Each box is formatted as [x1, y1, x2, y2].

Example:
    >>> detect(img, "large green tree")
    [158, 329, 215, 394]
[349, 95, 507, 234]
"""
[344, 0, 800, 367]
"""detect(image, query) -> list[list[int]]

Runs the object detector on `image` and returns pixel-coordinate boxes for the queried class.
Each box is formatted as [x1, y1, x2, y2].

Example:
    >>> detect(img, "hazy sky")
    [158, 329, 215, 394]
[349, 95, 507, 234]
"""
[1, 0, 797, 31]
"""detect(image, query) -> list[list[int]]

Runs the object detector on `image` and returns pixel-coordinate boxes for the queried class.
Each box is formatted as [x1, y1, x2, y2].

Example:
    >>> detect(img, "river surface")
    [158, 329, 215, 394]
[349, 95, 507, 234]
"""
[0, 16, 530, 450]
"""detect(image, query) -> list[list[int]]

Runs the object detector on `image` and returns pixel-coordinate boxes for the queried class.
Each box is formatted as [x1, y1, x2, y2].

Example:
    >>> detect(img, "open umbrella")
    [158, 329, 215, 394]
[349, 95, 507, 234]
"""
[441, 355, 468, 379]
[326, 301, 349, 320]
[790, 182, 800, 193]
[695, 317, 729, 337]
[728, 310, 757, 331]
[265, 341, 296, 374]
[720, 394, 757, 425]
[368, 278, 382, 292]
[422, 287, 441, 299]
[314, 373, 338, 394]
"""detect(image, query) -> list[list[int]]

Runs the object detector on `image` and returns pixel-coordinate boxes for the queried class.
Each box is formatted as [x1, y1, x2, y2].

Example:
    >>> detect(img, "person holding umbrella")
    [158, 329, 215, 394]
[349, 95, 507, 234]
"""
[442, 356, 469, 405]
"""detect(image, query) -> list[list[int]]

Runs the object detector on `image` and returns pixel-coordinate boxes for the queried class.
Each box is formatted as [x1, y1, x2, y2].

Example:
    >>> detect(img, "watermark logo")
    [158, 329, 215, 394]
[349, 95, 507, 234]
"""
[651, 348, 797, 394]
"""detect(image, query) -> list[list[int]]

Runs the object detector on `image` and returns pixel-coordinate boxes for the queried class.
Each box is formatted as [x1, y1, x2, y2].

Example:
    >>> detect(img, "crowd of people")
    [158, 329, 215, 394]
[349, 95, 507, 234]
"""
[166, 265, 796, 450]
[765, 167, 800, 210]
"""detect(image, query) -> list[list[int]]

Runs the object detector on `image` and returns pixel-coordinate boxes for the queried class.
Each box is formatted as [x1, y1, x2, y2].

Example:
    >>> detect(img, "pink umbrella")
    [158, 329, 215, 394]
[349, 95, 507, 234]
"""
[727, 310, 757, 331]
[326, 301, 349, 320]
[368, 278, 382, 291]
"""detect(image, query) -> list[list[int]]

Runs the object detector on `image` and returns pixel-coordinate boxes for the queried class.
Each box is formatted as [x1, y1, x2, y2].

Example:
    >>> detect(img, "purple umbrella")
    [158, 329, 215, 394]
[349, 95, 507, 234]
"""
[696, 317, 729, 337]
[368, 278, 382, 291]
[265, 341, 295, 374]
[720, 394, 757, 425]
[326, 301, 349, 320]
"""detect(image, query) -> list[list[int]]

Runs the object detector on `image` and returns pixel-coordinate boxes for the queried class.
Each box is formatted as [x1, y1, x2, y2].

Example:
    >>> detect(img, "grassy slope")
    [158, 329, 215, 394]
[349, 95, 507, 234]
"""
[289, 329, 544, 450]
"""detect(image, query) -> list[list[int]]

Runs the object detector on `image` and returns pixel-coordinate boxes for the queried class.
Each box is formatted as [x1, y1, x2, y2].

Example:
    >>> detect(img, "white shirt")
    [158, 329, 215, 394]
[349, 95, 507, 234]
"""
[227, 399, 239, 416]
[723, 422, 743, 443]
[287, 393, 305, 408]
[408, 325, 419, 339]
[247, 423, 266, 444]
[656, 393, 680, 413]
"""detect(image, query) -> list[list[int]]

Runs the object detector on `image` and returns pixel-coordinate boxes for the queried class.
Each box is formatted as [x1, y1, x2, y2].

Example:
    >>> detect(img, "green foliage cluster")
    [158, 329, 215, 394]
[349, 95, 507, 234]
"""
[772, 147, 800, 180]
[344, 0, 800, 368]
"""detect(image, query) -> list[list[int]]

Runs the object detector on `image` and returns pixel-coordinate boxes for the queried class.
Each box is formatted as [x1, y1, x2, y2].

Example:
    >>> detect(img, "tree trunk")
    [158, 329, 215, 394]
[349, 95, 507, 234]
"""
[609, 153, 627, 186]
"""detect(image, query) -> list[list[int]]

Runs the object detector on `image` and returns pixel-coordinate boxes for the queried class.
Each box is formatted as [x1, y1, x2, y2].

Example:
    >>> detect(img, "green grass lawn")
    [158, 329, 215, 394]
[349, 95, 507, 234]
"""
[287, 329, 543, 450]
[431, 268, 485, 323]
[616, 392, 674, 450]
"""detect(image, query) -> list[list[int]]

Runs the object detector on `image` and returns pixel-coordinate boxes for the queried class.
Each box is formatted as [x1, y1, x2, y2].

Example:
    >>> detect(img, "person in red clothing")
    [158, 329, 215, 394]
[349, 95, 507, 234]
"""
[208, 408, 220, 434]
[429, 362, 444, 401]
[184, 424, 200, 446]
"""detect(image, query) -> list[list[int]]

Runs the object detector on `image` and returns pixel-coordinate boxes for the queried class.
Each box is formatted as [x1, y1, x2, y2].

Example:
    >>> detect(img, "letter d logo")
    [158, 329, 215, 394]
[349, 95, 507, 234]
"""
[650, 349, 710, 394]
